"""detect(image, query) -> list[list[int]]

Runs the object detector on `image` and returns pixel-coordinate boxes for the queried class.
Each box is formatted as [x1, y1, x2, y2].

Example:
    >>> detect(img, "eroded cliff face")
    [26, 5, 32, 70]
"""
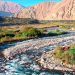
[15, 0, 75, 20]
[15, 2, 56, 20]
[0, 1, 24, 16]
[46, 0, 75, 20]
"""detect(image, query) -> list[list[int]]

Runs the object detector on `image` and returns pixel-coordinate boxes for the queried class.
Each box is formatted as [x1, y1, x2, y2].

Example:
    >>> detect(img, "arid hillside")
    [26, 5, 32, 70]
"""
[0, 1, 24, 16]
[46, 0, 75, 20]
[15, 0, 75, 20]
[15, 2, 56, 20]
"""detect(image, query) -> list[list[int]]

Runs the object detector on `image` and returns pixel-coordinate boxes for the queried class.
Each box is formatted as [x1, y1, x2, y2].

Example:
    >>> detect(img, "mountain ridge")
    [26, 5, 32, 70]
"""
[15, 0, 75, 20]
[46, 0, 75, 20]
[0, 1, 24, 16]
[15, 2, 56, 20]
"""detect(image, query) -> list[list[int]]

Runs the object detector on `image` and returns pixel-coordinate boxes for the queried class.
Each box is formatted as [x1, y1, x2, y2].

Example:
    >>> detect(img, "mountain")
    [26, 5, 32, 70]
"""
[0, 1, 24, 16]
[46, 0, 75, 20]
[15, 0, 75, 20]
[15, 2, 56, 20]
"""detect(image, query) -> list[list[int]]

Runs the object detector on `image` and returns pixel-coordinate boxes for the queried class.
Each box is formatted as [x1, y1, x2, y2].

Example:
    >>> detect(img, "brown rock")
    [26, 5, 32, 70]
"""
[0, 52, 4, 57]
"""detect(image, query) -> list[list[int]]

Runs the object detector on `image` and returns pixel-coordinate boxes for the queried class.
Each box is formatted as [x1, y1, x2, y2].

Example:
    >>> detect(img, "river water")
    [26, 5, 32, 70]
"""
[0, 32, 75, 75]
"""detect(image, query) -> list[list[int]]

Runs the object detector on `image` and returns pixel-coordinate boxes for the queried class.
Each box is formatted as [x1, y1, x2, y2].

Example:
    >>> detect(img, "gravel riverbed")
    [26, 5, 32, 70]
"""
[2, 31, 75, 59]
[0, 31, 75, 75]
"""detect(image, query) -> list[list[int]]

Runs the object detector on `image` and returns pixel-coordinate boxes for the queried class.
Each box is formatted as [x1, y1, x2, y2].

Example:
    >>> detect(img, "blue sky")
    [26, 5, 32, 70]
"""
[1, 0, 62, 7]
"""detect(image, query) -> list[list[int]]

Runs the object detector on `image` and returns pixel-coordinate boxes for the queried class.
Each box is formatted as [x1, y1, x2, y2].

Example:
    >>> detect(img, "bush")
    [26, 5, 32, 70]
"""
[5, 30, 15, 37]
[21, 28, 42, 37]
[0, 30, 6, 38]
[54, 47, 64, 59]
[48, 30, 67, 36]
[54, 45, 75, 64]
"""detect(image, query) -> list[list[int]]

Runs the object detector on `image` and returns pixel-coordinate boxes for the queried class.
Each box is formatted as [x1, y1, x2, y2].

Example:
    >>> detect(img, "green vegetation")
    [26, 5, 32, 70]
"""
[0, 26, 67, 43]
[0, 27, 43, 43]
[48, 30, 67, 36]
[54, 45, 75, 65]
[1, 18, 71, 43]
[15, 27, 43, 38]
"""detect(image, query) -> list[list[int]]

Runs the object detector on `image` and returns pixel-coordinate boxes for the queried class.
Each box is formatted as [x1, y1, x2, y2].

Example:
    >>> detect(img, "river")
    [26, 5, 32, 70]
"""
[0, 31, 75, 75]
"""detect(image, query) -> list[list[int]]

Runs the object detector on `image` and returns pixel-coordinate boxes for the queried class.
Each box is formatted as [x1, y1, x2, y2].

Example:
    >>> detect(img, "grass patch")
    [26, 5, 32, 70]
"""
[54, 45, 75, 65]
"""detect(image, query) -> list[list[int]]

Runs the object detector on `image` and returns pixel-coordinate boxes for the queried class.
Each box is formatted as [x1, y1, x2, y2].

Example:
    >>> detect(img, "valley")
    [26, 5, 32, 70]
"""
[0, 0, 75, 75]
[0, 30, 75, 74]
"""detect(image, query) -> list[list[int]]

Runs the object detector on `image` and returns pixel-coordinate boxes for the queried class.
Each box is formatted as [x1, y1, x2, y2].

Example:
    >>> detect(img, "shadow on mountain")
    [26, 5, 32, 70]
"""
[0, 17, 40, 26]
[0, 11, 13, 17]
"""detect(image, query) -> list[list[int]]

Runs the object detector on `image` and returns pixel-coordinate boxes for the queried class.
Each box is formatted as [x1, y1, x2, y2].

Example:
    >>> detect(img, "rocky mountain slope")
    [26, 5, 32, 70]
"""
[15, 0, 75, 20]
[46, 0, 75, 20]
[15, 2, 56, 20]
[0, 1, 24, 16]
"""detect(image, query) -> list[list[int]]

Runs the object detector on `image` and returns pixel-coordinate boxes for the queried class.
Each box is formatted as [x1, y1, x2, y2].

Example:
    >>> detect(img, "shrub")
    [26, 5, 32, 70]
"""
[48, 30, 67, 36]
[54, 47, 64, 59]
[54, 45, 75, 64]
[21, 28, 42, 37]
[5, 30, 15, 37]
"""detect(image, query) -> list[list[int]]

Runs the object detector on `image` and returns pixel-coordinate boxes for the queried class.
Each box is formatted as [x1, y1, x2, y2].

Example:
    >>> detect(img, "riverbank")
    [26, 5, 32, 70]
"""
[0, 31, 75, 73]
[0, 37, 35, 45]
[0, 26, 67, 45]
[2, 32, 75, 59]
[36, 50, 75, 72]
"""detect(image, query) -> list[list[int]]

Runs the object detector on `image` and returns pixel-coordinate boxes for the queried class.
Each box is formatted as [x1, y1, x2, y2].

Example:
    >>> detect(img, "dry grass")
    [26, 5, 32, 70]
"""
[0, 23, 59, 31]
